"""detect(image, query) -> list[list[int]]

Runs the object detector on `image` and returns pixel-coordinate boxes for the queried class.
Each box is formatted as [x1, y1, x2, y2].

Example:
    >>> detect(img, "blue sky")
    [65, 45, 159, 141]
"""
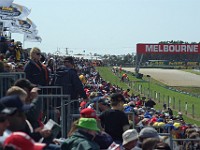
[13, 0, 200, 55]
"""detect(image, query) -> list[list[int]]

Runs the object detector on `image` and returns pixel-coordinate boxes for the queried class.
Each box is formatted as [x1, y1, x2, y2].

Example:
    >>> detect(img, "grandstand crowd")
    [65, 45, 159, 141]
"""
[0, 37, 200, 150]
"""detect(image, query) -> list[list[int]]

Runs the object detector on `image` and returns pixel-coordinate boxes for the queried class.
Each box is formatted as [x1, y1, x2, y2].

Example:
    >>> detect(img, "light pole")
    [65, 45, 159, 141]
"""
[66, 48, 68, 55]
[147, 75, 151, 98]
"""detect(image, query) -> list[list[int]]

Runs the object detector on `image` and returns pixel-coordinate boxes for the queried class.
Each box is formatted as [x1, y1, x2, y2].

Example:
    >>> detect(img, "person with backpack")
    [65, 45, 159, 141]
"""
[54, 56, 87, 112]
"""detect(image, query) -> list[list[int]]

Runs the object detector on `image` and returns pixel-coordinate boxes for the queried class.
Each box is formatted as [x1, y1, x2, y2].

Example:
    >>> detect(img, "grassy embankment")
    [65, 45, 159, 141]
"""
[96, 66, 200, 126]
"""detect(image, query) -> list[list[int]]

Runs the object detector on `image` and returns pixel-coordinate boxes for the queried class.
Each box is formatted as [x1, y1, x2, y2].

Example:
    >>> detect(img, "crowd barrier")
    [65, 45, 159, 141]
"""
[38, 94, 70, 138]
[0, 72, 26, 98]
[38, 86, 70, 138]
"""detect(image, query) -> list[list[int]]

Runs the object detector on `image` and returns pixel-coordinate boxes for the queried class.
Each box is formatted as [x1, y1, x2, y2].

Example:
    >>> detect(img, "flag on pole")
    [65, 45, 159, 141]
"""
[9, 18, 37, 31]
[24, 34, 42, 42]
[0, 3, 31, 19]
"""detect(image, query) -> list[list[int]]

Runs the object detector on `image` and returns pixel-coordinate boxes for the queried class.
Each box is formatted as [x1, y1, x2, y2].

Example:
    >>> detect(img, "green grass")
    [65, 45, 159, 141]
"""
[174, 87, 200, 95]
[96, 66, 200, 126]
[96, 67, 129, 90]
[183, 69, 200, 75]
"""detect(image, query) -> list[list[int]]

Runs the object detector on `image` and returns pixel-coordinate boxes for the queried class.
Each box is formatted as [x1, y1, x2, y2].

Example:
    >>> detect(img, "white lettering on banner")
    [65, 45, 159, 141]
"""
[182, 45, 186, 52]
[169, 45, 174, 52]
[145, 45, 199, 53]
[164, 45, 168, 52]
[154, 45, 158, 52]
[146, 45, 153, 52]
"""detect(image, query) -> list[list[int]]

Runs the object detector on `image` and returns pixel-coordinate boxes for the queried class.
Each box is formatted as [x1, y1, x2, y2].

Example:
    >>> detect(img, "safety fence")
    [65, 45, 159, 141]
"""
[38, 86, 70, 138]
[0, 76, 97, 138]
[158, 132, 200, 150]
[0, 72, 26, 98]
[130, 82, 199, 118]
[134, 126, 200, 150]
[127, 110, 200, 150]
[113, 69, 199, 119]
[38, 86, 94, 138]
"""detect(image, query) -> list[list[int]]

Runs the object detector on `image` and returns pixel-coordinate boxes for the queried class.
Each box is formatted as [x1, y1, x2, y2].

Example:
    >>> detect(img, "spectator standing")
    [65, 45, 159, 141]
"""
[99, 93, 129, 145]
[145, 98, 156, 108]
[121, 73, 128, 82]
[24, 47, 49, 86]
[123, 89, 130, 99]
[14, 41, 22, 62]
[54, 56, 87, 112]
[55, 56, 87, 99]
[5, 44, 15, 60]
[0, 36, 8, 55]
[46, 58, 56, 86]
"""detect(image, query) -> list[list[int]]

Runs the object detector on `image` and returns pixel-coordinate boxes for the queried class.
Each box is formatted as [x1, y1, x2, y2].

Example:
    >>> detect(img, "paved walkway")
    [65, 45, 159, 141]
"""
[124, 68, 200, 87]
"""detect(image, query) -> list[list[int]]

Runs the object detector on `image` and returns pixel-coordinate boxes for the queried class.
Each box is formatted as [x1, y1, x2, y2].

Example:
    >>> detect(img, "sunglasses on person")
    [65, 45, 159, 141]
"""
[36, 52, 41, 55]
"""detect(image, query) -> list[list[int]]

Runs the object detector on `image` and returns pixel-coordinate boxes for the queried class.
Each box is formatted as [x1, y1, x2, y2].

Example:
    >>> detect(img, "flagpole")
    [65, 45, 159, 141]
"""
[23, 34, 25, 49]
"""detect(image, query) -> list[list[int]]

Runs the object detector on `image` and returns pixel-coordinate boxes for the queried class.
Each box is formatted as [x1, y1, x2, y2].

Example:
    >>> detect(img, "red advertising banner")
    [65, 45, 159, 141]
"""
[137, 44, 200, 54]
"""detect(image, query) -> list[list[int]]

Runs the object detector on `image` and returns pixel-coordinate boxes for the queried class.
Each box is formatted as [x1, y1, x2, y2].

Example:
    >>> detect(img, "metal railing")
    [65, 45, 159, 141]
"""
[38, 94, 70, 138]
[0, 72, 26, 97]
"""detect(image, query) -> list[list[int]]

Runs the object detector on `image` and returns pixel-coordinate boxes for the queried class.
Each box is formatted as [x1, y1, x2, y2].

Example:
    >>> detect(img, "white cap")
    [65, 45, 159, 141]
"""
[122, 129, 138, 145]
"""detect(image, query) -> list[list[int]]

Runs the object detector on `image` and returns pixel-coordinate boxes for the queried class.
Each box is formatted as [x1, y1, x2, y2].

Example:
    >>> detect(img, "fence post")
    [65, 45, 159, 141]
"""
[169, 131, 173, 150]
[150, 90, 152, 98]
[154, 91, 156, 100]
[167, 96, 170, 108]
[173, 97, 175, 109]
[158, 93, 160, 103]
[178, 99, 181, 112]
[192, 104, 194, 118]
[61, 96, 67, 138]
[185, 102, 188, 115]
[163, 94, 165, 104]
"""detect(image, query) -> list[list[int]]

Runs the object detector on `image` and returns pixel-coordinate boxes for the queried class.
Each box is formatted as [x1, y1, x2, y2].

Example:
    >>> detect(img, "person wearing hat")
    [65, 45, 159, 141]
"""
[0, 95, 52, 143]
[11, 79, 42, 130]
[3, 132, 47, 150]
[133, 127, 160, 150]
[122, 129, 138, 150]
[61, 118, 100, 150]
[0, 105, 17, 137]
[0, 95, 31, 143]
[5, 43, 16, 60]
[99, 93, 129, 145]
[87, 96, 110, 113]
[97, 98, 110, 112]
[54, 56, 87, 112]
[80, 108, 113, 149]
[4, 86, 54, 143]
